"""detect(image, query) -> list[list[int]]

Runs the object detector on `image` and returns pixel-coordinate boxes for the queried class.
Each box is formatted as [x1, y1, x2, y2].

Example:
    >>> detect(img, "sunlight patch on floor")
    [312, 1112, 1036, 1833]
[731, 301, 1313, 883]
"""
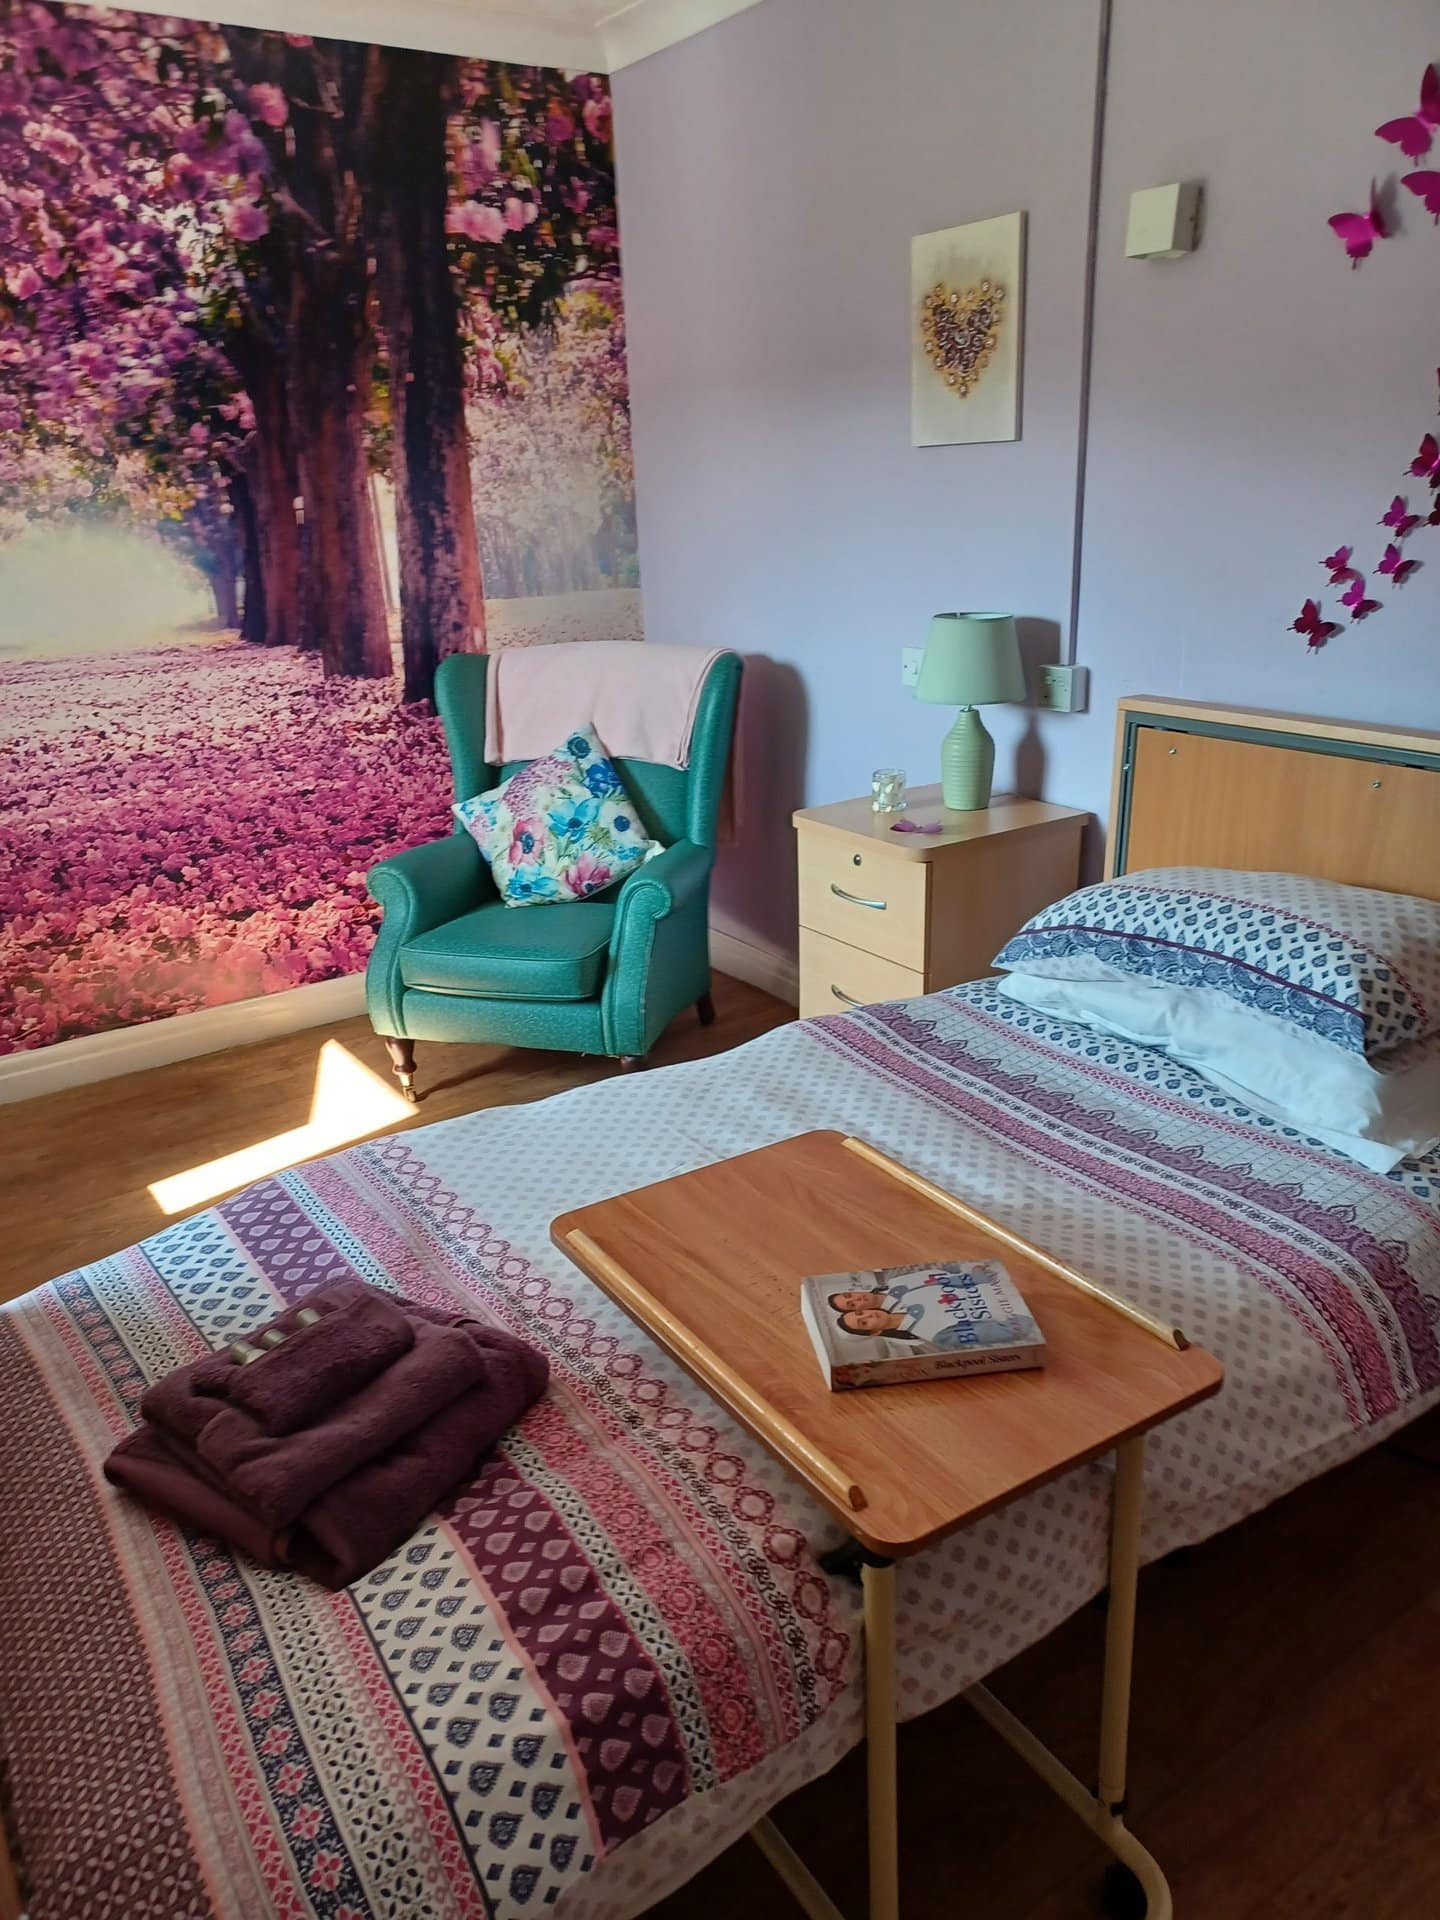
[147, 1040, 413, 1215]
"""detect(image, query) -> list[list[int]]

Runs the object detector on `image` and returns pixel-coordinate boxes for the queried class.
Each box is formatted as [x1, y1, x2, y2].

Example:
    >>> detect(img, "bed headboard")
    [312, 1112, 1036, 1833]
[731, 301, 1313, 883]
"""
[1107, 696, 1440, 902]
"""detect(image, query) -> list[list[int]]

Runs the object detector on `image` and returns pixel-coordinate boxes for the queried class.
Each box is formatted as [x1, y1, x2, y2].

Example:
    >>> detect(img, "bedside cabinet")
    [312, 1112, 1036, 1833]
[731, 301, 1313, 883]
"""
[792, 788, 1087, 1019]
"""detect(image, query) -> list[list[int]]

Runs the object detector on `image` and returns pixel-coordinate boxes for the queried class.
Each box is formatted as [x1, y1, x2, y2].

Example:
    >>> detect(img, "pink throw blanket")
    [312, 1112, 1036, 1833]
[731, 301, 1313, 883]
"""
[104, 1280, 548, 1587]
[483, 639, 723, 769]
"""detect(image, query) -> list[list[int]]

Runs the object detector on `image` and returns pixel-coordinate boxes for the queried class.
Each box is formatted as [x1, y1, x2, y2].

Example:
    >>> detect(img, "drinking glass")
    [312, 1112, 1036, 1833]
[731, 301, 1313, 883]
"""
[871, 768, 907, 813]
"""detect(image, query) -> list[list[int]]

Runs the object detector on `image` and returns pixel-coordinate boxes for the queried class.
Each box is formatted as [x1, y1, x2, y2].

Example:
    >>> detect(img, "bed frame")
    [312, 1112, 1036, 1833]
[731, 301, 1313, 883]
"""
[1107, 696, 1440, 899]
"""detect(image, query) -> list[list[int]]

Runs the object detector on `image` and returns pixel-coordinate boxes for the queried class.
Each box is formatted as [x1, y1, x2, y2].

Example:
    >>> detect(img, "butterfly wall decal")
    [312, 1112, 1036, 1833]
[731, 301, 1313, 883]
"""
[1321, 544, 1358, 582]
[1376, 64, 1440, 162]
[1328, 180, 1387, 264]
[1292, 598, 1341, 648]
[1377, 541, 1420, 585]
[1402, 172, 1440, 223]
[1340, 575, 1381, 621]
[1409, 432, 1440, 484]
[1379, 496, 1421, 537]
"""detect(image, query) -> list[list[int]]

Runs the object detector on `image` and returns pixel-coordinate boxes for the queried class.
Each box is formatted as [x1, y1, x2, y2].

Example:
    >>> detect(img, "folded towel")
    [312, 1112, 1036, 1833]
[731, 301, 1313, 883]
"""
[483, 639, 724, 770]
[106, 1282, 548, 1588]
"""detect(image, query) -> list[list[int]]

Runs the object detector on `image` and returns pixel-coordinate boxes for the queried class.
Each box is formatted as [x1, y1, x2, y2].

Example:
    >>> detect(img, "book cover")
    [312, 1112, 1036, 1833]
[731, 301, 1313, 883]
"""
[800, 1259, 1047, 1392]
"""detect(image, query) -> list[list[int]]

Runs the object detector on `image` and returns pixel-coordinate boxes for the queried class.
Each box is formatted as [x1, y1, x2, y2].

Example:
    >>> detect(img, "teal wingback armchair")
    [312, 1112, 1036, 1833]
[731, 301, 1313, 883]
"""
[365, 649, 742, 1100]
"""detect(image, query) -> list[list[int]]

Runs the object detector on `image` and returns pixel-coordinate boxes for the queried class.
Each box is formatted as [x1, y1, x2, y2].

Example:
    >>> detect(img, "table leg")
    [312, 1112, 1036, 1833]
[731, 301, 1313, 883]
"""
[863, 1556, 898, 1920]
[1098, 1434, 1146, 1815]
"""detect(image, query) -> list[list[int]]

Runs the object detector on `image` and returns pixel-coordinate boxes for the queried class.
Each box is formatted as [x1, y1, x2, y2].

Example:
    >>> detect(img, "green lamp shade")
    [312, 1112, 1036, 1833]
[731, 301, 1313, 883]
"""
[914, 612, 1024, 812]
[914, 612, 1024, 707]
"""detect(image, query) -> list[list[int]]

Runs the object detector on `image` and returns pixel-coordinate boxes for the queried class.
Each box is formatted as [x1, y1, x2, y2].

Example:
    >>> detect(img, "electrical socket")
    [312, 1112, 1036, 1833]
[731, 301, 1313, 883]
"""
[1035, 663, 1089, 713]
[901, 646, 924, 689]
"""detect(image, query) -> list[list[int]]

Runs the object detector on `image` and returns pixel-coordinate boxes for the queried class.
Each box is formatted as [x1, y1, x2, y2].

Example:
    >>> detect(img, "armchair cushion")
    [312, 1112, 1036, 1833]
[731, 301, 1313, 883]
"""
[398, 900, 615, 1002]
[454, 725, 657, 907]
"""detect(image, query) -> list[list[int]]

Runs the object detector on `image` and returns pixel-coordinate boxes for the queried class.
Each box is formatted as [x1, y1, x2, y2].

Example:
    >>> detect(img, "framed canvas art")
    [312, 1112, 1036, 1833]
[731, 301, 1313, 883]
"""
[911, 212, 1026, 447]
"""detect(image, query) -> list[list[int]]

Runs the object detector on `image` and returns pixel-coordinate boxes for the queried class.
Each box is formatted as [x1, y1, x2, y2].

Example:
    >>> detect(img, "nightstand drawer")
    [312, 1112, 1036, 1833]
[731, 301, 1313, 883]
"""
[799, 929, 925, 1020]
[797, 830, 928, 967]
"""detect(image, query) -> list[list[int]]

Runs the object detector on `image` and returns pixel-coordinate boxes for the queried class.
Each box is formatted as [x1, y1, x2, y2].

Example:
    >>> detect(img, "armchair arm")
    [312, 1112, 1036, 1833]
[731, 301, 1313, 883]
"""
[603, 840, 713, 1057]
[610, 839, 711, 934]
[365, 833, 492, 1034]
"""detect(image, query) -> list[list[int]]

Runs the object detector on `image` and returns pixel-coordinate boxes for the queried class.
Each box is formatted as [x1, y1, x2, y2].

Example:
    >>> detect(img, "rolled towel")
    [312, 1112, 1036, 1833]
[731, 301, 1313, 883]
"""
[225, 1288, 415, 1435]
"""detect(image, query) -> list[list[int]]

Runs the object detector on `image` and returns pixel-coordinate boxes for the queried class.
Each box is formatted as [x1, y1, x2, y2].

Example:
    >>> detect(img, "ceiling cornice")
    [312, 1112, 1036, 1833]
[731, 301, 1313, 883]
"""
[62, 0, 763, 71]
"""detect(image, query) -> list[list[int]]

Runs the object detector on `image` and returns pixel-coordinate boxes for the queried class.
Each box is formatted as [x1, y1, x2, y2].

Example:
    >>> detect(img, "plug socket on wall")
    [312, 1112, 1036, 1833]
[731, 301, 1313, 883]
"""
[901, 646, 924, 689]
[1035, 664, 1089, 713]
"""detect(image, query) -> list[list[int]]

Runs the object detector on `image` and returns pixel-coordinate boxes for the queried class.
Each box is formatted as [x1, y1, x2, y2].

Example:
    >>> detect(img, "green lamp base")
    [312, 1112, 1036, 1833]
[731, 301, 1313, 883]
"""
[939, 705, 995, 811]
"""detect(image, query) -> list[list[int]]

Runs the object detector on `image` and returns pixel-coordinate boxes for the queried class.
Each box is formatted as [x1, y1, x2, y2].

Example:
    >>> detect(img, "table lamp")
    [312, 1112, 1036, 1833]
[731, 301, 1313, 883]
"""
[914, 612, 1025, 811]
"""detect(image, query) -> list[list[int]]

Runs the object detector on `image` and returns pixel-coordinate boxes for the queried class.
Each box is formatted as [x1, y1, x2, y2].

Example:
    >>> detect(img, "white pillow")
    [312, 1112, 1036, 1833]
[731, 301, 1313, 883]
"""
[995, 971, 1440, 1173]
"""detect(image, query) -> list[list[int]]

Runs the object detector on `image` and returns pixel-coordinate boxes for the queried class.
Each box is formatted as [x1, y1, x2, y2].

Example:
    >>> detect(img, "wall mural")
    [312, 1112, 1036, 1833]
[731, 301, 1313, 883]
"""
[0, 1, 639, 1055]
[1294, 63, 1438, 649]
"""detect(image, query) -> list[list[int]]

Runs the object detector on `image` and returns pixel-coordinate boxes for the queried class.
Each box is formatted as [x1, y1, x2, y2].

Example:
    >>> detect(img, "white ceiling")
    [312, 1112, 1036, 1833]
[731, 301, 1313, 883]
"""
[64, 0, 764, 70]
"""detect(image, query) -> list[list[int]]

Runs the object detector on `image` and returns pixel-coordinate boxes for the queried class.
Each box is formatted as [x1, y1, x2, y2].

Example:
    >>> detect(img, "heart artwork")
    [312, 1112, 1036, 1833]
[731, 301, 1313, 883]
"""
[919, 278, 1005, 398]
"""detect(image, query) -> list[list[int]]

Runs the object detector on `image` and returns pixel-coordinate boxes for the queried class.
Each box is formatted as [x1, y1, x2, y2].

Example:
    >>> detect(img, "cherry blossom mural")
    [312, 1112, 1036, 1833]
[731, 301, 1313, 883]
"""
[0, 1, 640, 1056]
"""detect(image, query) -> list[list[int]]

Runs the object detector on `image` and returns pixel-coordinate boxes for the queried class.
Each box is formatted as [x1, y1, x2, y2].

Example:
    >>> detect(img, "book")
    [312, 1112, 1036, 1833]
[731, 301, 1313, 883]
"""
[799, 1259, 1047, 1391]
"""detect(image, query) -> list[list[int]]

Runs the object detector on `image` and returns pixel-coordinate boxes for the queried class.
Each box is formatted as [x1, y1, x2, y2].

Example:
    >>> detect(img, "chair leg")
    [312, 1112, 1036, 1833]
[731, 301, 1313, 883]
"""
[383, 1036, 419, 1103]
[696, 991, 716, 1027]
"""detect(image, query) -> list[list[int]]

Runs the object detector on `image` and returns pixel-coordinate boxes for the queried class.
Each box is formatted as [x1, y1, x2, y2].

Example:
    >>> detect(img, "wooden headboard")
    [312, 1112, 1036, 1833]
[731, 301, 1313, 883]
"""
[1107, 697, 1440, 903]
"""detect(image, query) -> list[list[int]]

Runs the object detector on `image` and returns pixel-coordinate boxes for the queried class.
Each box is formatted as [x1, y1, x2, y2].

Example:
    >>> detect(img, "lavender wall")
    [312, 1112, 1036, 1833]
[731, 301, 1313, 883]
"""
[614, 0, 1440, 960]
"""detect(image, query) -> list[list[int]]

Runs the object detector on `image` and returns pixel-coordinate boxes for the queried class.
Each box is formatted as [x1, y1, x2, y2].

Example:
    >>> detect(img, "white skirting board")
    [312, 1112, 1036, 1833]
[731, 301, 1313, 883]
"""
[0, 974, 369, 1107]
[0, 924, 799, 1105]
[707, 924, 799, 1008]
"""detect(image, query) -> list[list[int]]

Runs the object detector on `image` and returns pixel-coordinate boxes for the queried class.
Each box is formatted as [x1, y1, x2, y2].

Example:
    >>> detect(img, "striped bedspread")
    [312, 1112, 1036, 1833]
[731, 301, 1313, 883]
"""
[3, 982, 1438, 1918]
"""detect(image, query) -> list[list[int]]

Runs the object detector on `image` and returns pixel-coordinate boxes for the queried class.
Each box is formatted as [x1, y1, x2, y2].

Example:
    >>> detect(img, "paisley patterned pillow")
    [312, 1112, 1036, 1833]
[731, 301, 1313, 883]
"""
[995, 867, 1440, 1060]
[455, 725, 659, 907]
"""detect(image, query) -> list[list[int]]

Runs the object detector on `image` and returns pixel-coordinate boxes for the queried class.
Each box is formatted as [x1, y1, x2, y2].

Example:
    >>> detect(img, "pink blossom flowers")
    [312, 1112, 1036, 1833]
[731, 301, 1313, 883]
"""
[246, 81, 288, 129]
[223, 197, 269, 242]
[447, 199, 506, 245]
[0, 632, 453, 1056]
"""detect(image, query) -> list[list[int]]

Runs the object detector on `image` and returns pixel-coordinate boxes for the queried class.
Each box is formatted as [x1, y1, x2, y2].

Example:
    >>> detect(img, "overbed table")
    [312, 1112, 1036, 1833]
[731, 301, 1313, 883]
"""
[553, 1130, 1224, 1919]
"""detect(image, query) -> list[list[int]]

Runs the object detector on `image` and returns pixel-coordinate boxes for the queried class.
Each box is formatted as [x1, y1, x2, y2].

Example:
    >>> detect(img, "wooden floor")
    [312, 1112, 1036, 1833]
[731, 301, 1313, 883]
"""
[0, 971, 792, 1305]
[6, 980, 1440, 1915]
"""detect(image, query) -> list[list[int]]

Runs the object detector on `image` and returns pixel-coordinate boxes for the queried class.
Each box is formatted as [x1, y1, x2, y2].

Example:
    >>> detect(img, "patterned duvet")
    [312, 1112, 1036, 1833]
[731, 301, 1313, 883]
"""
[3, 982, 1439, 1919]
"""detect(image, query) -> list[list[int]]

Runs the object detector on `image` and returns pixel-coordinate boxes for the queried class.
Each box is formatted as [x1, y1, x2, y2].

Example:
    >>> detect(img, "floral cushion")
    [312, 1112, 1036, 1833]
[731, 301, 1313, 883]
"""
[994, 867, 1440, 1061]
[454, 725, 659, 907]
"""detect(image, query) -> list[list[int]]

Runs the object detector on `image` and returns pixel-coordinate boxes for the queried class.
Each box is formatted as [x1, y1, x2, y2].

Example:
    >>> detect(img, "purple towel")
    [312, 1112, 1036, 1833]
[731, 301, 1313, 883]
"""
[105, 1281, 548, 1588]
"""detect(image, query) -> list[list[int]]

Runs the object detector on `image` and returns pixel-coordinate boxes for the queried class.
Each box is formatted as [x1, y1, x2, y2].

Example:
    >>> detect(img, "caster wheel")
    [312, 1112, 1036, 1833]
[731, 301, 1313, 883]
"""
[1100, 1862, 1147, 1920]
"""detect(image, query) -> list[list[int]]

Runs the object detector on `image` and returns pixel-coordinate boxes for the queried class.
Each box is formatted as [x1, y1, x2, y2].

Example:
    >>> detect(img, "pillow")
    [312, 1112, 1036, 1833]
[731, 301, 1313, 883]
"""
[454, 725, 659, 907]
[995, 970, 1440, 1173]
[994, 867, 1440, 1061]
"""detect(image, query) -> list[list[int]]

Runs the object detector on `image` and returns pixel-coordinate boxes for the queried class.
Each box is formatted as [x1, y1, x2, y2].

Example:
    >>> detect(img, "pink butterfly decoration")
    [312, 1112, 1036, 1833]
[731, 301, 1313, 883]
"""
[1402, 172, 1440, 223]
[1340, 574, 1381, 621]
[1321, 544, 1358, 582]
[1379, 495, 1421, 537]
[1292, 598, 1340, 649]
[1409, 431, 1440, 484]
[1376, 64, 1440, 162]
[1328, 180, 1387, 264]
[1377, 541, 1420, 585]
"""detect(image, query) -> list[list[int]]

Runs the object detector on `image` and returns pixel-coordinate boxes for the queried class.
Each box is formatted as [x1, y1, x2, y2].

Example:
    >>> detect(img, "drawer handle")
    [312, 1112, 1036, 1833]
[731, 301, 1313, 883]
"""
[831, 984, 863, 1007]
[829, 883, 887, 910]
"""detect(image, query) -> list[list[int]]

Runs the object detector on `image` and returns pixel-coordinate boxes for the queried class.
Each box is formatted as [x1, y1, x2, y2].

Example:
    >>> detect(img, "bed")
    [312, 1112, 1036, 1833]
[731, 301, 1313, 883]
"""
[4, 696, 1440, 1920]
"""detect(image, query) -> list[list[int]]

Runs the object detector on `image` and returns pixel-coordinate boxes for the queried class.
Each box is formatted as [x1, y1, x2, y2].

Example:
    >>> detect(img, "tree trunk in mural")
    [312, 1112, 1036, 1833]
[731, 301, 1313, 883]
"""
[362, 46, 487, 707]
[286, 259, 392, 680]
[230, 322, 302, 650]
[231, 474, 266, 645]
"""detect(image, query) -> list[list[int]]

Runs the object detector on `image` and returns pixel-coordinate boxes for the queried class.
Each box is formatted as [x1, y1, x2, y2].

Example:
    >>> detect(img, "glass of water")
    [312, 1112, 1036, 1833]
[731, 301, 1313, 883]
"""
[871, 768, 907, 813]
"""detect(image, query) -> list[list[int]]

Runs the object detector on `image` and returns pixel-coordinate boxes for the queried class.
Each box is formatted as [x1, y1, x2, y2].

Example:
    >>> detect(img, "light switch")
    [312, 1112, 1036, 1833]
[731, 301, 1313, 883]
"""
[1124, 182, 1201, 259]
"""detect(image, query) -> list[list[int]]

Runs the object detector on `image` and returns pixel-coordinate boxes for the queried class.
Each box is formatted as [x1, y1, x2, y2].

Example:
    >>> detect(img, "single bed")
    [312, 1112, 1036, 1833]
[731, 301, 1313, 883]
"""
[4, 697, 1440, 1920]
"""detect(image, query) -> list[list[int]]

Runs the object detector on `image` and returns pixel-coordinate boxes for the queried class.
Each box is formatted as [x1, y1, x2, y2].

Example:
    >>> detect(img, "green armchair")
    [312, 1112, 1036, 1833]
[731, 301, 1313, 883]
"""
[366, 649, 742, 1100]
